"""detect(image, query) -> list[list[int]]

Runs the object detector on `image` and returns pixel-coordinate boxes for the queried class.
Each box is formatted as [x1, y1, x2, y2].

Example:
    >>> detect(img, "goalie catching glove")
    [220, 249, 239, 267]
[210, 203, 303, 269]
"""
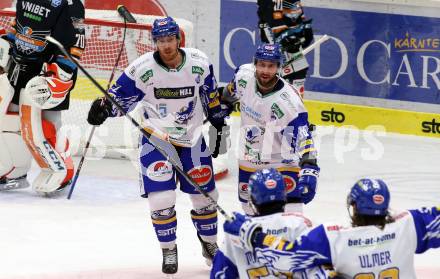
[24, 57, 77, 110]
[25, 76, 73, 110]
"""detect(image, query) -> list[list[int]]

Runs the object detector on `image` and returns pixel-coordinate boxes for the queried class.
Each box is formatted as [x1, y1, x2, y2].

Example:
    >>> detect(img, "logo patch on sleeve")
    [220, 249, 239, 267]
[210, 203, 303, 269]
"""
[140, 69, 153, 83]
[192, 66, 204, 75]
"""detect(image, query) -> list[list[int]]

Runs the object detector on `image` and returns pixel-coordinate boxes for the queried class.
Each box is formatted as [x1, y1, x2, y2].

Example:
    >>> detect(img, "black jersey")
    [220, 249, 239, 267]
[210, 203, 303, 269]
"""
[6, 0, 85, 109]
[9, 0, 85, 63]
[257, 0, 313, 50]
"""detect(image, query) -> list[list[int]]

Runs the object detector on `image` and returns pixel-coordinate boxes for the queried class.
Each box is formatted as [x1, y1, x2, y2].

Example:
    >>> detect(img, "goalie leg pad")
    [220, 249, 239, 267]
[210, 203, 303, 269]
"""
[0, 113, 32, 179]
[19, 94, 73, 192]
[0, 74, 32, 179]
[0, 36, 11, 70]
[149, 190, 177, 249]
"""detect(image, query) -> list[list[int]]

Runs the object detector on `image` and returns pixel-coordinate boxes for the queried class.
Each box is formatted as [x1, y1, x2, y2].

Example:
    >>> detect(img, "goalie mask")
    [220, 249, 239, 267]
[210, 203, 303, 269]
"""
[25, 76, 73, 110]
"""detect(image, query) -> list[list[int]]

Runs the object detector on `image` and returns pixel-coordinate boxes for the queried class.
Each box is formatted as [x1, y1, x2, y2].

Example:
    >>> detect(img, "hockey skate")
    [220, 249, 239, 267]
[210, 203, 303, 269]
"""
[162, 246, 178, 277]
[196, 233, 218, 266]
[0, 175, 30, 191]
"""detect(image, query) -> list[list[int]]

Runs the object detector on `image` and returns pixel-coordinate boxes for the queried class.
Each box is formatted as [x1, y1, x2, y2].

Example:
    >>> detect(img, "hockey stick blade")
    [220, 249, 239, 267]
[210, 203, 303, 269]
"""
[46, 36, 232, 221]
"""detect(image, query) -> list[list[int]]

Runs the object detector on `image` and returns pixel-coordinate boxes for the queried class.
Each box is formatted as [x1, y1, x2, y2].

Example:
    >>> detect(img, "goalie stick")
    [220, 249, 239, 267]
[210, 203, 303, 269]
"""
[46, 36, 232, 221]
[67, 16, 129, 200]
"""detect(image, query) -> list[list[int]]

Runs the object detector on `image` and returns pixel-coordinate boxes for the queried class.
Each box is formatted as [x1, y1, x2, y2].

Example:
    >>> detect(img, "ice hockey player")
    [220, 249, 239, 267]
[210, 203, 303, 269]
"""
[221, 43, 319, 215]
[0, 0, 85, 193]
[86, 17, 229, 276]
[257, 0, 313, 97]
[225, 178, 440, 278]
[211, 168, 330, 278]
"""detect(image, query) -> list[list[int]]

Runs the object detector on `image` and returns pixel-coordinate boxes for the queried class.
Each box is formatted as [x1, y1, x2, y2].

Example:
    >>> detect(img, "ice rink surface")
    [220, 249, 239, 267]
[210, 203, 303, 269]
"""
[1, 123, 439, 279]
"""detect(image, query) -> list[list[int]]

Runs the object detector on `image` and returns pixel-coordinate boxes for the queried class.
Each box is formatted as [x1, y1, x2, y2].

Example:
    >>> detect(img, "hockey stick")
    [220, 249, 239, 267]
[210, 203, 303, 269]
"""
[67, 18, 128, 200]
[264, 26, 329, 64]
[46, 36, 232, 221]
[302, 34, 328, 56]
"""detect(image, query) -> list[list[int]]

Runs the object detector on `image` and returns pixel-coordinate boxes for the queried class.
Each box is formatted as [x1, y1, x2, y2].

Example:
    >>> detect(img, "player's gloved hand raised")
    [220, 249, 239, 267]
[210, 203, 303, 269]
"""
[297, 164, 320, 204]
[224, 212, 262, 251]
[276, 26, 305, 53]
[87, 97, 112, 126]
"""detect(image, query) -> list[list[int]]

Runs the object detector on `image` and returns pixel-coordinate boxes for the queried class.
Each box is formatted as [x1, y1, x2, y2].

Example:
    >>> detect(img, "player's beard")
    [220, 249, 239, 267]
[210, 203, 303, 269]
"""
[159, 42, 181, 68]
[256, 73, 278, 92]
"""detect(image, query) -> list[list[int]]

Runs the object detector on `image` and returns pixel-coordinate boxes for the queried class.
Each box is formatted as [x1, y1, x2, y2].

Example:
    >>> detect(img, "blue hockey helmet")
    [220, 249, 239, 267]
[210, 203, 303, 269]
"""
[248, 168, 286, 206]
[254, 43, 282, 64]
[152, 16, 180, 40]
[347, 178, 390, 216]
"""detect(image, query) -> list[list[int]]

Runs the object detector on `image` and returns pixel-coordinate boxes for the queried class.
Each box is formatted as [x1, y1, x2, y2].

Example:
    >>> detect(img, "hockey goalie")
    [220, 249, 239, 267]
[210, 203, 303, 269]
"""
[0, 0, 85, 194]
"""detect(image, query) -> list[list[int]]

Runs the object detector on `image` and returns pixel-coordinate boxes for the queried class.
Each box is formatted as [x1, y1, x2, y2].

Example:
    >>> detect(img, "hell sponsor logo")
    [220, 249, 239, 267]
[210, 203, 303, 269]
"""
[421, 118, 440, 134]
[321, 108, 346, 123]
[147, 161, 173, 182]
[154, 86, 195, 99]
[188, 165, 212, 186]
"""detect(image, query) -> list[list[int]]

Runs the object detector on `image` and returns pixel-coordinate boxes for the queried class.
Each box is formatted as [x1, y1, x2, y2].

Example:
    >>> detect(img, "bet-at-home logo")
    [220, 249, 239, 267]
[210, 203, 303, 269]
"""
[192, 66, 204, 75]
[140, 69, 153, 83]
[154, 86, 195, 99]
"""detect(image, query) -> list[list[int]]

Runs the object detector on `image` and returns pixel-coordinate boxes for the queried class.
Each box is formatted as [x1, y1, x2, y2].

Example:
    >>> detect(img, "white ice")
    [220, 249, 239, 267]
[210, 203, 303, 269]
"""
[1, 120, 440, 279]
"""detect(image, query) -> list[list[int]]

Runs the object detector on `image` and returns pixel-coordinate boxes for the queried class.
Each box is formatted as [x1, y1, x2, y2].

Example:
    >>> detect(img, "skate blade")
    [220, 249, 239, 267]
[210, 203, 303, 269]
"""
[0, 180, 30, 191]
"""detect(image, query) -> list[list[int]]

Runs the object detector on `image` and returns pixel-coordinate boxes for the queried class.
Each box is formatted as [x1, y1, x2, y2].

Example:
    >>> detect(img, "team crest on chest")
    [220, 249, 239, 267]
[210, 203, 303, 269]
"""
[51, 0, 62, 8]
[174, 97, 197, 125]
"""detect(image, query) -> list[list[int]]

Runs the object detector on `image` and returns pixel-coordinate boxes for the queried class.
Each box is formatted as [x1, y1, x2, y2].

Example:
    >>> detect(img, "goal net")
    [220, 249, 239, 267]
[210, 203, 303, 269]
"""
[0, 9, 194, 160]
[0, 9, 229, 179]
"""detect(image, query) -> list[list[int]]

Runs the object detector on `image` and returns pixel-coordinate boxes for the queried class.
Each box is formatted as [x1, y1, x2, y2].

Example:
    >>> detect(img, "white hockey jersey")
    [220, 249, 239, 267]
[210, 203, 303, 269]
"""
[224, 63, 316, 169]
[211, 212, 329, 278]
[107, 48, 226, 147]
[252, 207, 440, 278]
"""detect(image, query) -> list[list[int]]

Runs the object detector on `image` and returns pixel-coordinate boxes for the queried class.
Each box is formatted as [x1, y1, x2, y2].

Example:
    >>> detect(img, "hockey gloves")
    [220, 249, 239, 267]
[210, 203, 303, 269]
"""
[223, 212, 262, 251]
[87, 97, 112, 126]
[276, 26, 305, 53]
[297, 164, 320, 204]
